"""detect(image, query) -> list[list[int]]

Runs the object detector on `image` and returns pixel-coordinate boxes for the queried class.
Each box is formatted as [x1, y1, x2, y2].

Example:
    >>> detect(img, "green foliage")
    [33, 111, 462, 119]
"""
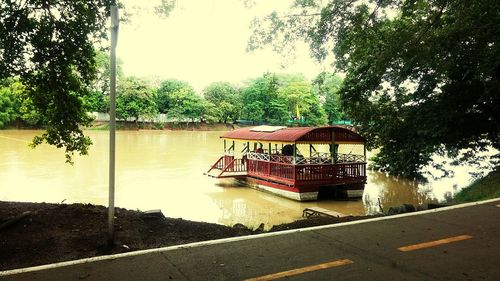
[18, 96, 43, 127]
[0, 81, 19, 128]
[116, 77, 158, 122]
[203, 82, 240, 123]
[156, 79, 194, 114]
[155, 0, 177, 19]
[240, 73, 327, 125]
[82, 50, 122, 113]
[240, 73, 282, 124]
[276, 73, 327, 126]
[83, 90, 108, 113]
[0, 78, 44, 127]
[313, 72, 344, 124]
[167, 88, 207, 122]
[155, 78, 209, 122]
[453, 168, 500, 203]
[92, 50, 123, 97]
[305, 98, 328, 126]
[249, 0, 500, 178]
[0, 0, 113, 162]
[152, 122, 165, 130]
[241, 100, 265, 123]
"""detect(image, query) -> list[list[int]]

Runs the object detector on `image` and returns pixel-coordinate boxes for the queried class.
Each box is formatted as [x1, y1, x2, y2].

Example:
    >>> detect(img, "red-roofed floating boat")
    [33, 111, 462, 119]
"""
[205, 125, 367, 201]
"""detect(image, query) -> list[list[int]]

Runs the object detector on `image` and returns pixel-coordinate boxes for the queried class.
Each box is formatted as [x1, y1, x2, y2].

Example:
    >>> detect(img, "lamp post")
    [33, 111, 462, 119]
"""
[108, 2, 119, 247]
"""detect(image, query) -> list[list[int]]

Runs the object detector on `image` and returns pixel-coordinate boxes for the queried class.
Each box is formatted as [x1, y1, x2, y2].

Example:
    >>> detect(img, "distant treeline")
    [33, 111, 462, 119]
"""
[1, 71, 346, 129]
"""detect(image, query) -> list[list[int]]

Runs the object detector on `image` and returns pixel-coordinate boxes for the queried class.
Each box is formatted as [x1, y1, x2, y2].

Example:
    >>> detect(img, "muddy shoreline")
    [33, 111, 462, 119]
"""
[0, 201, 376, 271]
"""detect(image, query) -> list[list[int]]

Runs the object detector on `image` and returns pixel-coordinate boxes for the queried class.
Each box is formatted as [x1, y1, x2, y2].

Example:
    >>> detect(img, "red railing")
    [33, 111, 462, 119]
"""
[207, 156, 224, 173]
[247, 159, 295, 185]
[219, 158, 246, 174]
[207, 155, 247, 177]
[209, 155, 366, 184]
[295, 163, 366, 184]
[246, 160, 366, 186]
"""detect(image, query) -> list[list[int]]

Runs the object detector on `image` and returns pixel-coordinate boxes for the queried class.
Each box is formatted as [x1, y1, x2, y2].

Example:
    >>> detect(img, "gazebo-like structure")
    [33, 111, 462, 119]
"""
[206, 125, 367, 201]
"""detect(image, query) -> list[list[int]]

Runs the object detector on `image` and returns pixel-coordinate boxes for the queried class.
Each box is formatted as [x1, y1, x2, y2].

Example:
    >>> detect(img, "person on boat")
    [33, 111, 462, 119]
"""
[242, 152, 247, 167]
[329, 143, 339, 163]
[282, 144, 293, 156]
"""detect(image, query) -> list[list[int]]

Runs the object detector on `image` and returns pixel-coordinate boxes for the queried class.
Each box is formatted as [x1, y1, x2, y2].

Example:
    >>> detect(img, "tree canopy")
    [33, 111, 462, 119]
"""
[155, 79, 210, 122]
[312, 72, 344, 124]
[240, 73, 328, 126]
[0, 0, 112, 162]
[249, 0, 500, 179]
[0, 79, 19, 128]
[156, 79, 195, 114]
[203, 82, 240, 123]
[116, 76, 157, 122]
[276, 73, 328, 126]
[166, 88, 207, 122]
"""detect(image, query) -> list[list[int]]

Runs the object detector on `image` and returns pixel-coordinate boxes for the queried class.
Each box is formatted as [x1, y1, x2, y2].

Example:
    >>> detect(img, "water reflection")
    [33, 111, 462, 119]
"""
[0, 130, 474, 228]
[209, 180, 366, 230]
[363, 172, 433, 214]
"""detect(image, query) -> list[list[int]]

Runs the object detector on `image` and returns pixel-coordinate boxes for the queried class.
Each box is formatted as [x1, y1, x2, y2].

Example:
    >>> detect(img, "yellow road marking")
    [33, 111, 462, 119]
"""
[244, 259, 353, 281]
[398, 235, 473, 252]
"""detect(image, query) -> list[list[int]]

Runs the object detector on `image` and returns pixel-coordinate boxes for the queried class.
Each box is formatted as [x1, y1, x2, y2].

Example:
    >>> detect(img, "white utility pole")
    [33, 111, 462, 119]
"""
[108, 2, 119, 247]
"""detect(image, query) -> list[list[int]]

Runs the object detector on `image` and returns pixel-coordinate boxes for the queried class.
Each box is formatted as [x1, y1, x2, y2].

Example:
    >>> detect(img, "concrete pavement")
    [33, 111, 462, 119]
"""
[1, 199, 500, 281]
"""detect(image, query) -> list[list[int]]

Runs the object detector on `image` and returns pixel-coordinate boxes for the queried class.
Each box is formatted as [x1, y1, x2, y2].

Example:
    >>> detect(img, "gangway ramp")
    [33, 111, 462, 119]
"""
[302, 207, 348, 218]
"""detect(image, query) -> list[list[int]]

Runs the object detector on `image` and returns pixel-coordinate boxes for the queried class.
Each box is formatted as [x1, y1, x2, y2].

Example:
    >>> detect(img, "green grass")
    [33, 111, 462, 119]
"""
[453, 167, 500, 203]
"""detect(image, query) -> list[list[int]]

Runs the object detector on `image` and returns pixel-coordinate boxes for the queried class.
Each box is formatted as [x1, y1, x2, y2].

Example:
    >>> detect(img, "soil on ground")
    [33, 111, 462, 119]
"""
[0, 201, 375, 271]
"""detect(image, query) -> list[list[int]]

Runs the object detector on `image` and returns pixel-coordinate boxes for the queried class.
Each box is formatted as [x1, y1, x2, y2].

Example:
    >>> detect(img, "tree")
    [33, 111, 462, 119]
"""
[312, 72, 344, 124]
[82, 50, 124, 113]
[240, 73, 327, 125]
[167, 88, 208, 122]
[93, 50, 123, 97]
[83, 90, 108, 113]
[241, 100, 265, 124]
[0, 0, 113, 162]
[276, 73, 327, 126]
[240, 73, 284, 124]
[156, 79, 195, 114]
[0, 78, 43, 127]
[116, 76, 157, 122]
[249, 0, 500, 179]
[203, 82, 240, 123]
[0, 80, 19, 128]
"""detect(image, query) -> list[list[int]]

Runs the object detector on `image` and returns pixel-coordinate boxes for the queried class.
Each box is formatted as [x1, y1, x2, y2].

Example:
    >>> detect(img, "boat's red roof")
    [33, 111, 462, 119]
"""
[221, 126, 365, 143]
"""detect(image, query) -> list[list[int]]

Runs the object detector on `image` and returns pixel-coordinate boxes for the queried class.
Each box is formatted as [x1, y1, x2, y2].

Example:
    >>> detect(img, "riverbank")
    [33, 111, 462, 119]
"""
[0, 201, 375, 271]
[89, 121, 240, 131]
[453, 167, 500, 203]
[4, 120, 241, 132]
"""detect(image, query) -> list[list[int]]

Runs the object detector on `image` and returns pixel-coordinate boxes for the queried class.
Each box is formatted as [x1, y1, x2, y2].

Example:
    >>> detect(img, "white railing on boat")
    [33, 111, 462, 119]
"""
[244, 152, 364, 165]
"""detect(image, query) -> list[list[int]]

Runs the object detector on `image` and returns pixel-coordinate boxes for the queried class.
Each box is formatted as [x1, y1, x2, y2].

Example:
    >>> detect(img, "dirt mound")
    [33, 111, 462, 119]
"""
[0, 201, 372, 271]
[0, 201, 252, 270]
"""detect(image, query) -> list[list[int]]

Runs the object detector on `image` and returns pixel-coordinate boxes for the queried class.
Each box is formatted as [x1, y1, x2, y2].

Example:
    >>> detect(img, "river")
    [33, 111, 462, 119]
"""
[0, 130, 475, 229]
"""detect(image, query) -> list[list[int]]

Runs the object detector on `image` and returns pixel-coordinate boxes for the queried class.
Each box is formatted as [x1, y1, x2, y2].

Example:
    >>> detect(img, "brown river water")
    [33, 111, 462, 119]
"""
[0, 130, 474, 229]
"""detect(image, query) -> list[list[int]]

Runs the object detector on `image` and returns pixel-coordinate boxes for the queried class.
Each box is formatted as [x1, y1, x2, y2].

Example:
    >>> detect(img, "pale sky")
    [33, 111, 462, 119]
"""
[117, 0, 330, 91]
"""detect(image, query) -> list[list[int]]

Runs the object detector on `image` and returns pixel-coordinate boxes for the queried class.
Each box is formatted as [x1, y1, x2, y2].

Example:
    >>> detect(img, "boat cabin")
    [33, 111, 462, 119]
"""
[206, 125, 367, 201]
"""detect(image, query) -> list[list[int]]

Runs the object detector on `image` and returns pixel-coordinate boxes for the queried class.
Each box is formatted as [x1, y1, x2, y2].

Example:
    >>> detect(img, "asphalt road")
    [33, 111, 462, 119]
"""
[2, 199, 499, 281]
